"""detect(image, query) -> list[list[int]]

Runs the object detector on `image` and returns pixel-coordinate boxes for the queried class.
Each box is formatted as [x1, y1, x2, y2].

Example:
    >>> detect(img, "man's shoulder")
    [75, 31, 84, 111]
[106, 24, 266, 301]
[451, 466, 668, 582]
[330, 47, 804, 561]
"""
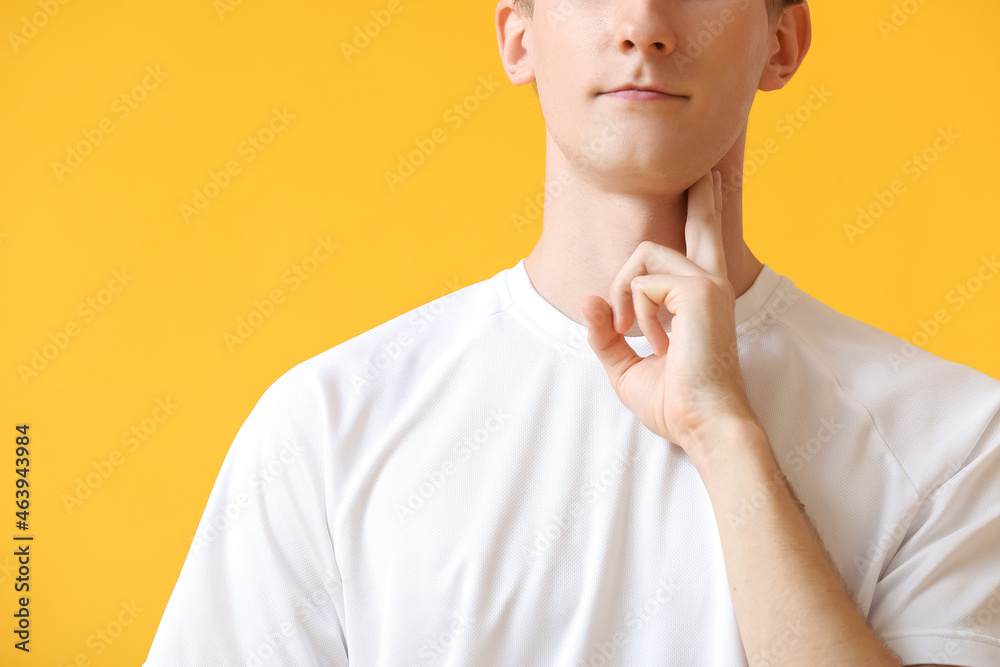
[770, 275, 1000, 486]
[273, 266, 510, 399]
[772, 275, 999, 396]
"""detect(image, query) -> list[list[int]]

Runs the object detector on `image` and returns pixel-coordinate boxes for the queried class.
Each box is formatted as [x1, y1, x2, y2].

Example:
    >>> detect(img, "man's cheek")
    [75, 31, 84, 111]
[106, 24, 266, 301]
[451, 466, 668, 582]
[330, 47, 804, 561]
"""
[736, 0, 752, 12]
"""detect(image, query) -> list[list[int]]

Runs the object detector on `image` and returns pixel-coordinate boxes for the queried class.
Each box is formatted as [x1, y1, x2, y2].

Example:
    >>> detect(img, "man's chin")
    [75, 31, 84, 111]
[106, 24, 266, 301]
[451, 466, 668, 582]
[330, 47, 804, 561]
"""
[574, 165, 702, 197]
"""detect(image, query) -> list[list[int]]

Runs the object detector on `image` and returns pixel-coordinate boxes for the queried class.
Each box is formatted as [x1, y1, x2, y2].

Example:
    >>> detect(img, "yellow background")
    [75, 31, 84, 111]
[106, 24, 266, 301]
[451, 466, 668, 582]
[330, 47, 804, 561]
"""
[1, 0, 998, 664]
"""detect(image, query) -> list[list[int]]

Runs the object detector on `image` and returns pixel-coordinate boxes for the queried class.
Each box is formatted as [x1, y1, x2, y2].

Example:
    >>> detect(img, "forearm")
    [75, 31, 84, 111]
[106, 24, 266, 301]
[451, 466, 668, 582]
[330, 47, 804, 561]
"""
[688, 418, 900, 666]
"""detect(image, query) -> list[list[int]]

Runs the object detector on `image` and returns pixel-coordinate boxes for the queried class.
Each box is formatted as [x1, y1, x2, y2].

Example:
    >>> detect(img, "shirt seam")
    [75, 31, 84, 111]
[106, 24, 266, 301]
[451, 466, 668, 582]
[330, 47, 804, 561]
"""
[770, 312, 920, 496]
[880, 628, 1000, 650]
[733, 274, 790, 337]
[496, 270, 588, 357]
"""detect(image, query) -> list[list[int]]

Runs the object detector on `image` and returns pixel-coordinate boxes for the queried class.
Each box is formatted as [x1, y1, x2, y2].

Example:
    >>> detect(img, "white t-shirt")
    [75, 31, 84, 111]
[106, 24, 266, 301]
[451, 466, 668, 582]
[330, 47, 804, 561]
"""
[144, 258, 1000, 667]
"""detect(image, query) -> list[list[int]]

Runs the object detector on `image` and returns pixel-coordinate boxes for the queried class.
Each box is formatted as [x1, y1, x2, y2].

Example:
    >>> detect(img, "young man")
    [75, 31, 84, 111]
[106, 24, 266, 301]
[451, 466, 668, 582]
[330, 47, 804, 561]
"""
[144, 1, 1000, 665]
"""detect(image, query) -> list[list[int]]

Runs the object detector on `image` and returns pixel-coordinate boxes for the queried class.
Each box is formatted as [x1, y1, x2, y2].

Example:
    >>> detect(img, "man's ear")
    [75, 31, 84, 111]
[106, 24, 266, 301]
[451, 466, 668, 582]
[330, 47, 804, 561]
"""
[759, 1, 812, 92]
[496, 1, 536, 88]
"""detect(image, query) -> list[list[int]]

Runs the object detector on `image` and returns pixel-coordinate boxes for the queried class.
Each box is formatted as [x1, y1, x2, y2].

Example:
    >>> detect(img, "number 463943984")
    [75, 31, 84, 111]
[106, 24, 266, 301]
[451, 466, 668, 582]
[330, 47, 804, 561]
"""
[15, 424, 30, 531]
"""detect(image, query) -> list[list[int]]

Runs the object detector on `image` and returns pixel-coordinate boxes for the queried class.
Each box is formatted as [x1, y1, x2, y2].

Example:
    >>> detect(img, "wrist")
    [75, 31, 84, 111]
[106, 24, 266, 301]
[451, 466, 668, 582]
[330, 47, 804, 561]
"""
[687, 415, 774, 478]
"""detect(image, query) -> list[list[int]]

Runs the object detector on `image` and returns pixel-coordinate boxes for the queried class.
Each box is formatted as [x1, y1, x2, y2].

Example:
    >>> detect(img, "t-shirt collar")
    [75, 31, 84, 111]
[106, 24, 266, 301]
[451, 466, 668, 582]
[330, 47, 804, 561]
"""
[502, 257, 786, 359]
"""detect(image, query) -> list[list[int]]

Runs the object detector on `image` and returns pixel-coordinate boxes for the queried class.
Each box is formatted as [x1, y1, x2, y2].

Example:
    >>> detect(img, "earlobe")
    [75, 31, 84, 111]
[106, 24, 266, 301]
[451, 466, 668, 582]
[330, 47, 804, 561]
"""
[495, 1, 536, 87]
[758, 2, 812, 92]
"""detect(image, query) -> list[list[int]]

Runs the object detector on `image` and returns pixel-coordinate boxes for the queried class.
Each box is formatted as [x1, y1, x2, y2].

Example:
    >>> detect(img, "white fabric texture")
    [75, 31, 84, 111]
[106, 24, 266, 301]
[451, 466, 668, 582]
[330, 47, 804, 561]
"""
[144, 258, 1000, 666]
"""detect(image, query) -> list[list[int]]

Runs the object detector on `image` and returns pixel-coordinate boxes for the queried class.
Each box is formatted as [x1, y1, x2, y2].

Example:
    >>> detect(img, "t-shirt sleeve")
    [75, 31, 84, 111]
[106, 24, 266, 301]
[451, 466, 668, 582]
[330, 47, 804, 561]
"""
[143, 367, 349, 666]
[868, 407, 1000, 666]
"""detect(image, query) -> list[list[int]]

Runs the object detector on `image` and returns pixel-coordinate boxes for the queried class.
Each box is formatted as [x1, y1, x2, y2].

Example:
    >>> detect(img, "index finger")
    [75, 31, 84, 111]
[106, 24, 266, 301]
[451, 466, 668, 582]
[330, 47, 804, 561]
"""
[684, 170, 727, 282]
[608, 241, 700, 335]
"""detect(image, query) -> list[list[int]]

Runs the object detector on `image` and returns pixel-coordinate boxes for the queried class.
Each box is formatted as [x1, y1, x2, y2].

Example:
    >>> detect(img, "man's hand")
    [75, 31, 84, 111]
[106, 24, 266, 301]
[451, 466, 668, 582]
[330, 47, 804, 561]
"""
[582, 169, 905, 666]
[582, 169, 757, 463]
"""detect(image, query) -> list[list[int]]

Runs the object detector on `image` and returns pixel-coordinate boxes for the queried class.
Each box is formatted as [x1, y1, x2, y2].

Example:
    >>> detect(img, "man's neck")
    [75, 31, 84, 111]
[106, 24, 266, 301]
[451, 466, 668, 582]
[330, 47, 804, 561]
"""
[522, 129, 764, 338]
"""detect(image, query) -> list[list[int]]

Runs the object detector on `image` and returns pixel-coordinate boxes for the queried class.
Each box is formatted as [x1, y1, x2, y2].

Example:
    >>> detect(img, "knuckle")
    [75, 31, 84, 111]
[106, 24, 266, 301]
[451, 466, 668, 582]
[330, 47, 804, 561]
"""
[692, 275, 714, 294]
[637, 239, 664, 257]
[710, 277, 736, 306]
[715, 276, 736, 300]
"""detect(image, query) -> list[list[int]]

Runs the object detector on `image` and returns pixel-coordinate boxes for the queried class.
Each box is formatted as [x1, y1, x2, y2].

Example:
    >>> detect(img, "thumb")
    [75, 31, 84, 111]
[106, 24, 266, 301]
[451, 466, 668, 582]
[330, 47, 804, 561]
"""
[582, 295, 642, 388]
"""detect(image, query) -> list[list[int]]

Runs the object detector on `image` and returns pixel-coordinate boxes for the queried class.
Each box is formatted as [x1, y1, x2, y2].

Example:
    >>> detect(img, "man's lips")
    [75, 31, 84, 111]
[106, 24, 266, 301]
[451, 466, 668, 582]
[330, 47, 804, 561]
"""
[600, 88, 687, 101]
